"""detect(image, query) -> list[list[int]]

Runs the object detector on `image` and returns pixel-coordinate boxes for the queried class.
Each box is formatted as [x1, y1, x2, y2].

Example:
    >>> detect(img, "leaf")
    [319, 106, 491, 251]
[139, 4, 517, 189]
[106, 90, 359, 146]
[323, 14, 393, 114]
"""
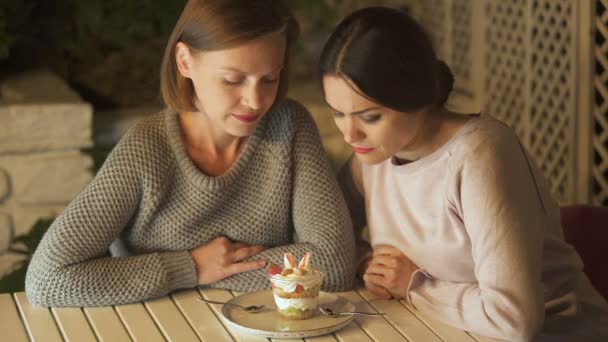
[0, 217, 54, 292]
[0, 262, 28, 293]
[11, 218, 54, 254]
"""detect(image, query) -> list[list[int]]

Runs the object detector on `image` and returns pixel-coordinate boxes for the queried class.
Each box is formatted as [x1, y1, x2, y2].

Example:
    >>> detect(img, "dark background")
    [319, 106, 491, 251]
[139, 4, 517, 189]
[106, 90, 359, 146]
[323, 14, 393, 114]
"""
[0, 0, 344, 109]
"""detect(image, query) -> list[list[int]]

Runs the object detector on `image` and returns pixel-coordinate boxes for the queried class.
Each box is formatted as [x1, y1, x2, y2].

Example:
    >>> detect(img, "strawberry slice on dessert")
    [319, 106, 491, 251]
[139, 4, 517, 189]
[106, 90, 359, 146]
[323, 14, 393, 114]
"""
[267, 263, 283, 276]
[298, 252, 311, 269]
[295, 284, 304, 293]
[284, 253, 297, 269]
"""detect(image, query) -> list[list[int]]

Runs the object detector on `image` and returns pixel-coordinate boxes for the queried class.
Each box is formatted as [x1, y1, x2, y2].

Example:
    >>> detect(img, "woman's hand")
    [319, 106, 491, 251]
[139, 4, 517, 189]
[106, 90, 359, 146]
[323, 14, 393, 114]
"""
[363, 245, 419, 299]
[359, 254, 392, 299]
[190, 236, 268, 285]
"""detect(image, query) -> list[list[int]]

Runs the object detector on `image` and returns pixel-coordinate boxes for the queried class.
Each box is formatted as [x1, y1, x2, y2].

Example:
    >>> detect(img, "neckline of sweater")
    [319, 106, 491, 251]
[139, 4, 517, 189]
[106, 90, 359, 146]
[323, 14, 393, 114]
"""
[164, 108, 268, 190]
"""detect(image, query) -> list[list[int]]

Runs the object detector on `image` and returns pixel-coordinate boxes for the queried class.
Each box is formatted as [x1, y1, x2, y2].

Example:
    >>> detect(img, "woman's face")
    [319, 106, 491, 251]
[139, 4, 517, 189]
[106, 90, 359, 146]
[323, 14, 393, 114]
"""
[176, 31, 286, 137]
[323, 75, 426, 165]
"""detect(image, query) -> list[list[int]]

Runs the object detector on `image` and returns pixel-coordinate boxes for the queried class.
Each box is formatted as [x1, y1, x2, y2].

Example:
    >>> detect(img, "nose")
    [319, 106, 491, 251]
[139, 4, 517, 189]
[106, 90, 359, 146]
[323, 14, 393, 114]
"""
[241, 83, 262, 110]
[341, 117, 363, 144]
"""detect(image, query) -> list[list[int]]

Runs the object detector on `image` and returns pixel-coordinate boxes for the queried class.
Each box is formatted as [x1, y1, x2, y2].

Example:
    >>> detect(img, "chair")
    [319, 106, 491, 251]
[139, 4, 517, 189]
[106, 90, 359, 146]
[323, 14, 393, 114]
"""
[560, 205, 608, 301]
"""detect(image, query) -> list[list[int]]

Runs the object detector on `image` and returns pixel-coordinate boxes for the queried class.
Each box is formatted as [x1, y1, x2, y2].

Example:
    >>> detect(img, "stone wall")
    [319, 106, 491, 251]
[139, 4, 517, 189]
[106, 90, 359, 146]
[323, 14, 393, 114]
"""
[0, 71, 93, 277]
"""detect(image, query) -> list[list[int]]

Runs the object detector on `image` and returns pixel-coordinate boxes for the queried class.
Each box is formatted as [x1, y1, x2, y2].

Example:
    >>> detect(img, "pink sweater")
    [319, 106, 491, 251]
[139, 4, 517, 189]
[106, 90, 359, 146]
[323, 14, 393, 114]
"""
[360, 114, 608, 341]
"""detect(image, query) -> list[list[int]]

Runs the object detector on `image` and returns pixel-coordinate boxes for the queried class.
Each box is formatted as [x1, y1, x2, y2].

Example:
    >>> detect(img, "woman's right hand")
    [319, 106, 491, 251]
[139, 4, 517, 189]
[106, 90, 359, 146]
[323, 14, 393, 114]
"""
[190, 236, 268, 285]
[363, 245, 419, 299]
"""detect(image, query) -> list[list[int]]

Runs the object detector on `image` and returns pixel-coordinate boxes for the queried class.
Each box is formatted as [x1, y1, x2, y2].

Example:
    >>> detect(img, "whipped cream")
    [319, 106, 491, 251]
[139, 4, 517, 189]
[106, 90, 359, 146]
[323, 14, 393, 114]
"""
[273, 296, 319, 311]
[270, 269, 323, 292]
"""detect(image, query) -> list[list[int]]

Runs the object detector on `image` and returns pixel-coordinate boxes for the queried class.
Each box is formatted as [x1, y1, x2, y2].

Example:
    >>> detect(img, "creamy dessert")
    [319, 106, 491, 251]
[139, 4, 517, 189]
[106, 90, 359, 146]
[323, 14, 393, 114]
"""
[267, 252, 324, 319]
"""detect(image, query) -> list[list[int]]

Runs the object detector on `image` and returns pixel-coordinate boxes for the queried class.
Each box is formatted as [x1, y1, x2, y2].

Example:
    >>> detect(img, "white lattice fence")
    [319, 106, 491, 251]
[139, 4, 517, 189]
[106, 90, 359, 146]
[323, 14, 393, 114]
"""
[483, 0, 529, 140]
[529, 0, 577, 201]
[450, 0, 474, 97]
[594, 0, 608, 205]
[411, 0, 599, 204]
[417, 0, 450, 60]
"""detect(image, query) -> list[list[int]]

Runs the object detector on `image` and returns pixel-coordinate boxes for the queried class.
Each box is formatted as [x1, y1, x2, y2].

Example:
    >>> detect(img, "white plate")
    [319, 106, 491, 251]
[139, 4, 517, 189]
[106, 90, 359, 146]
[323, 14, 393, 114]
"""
[221, 290, 355, 339]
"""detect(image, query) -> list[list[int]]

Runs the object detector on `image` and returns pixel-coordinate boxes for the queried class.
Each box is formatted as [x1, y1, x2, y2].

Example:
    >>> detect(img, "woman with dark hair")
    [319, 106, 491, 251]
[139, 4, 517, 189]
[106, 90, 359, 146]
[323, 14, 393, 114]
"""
[320, 6, 608, 341]
[25, 0, 356, 307]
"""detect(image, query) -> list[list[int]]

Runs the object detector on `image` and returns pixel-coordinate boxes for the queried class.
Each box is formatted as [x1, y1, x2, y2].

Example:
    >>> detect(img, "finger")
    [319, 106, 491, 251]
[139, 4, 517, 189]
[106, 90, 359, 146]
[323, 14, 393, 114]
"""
[364, 272, 389, 289]
[365, 265, 405, 291]
[388, 289, 406, 300]
[253, 245, 269, 252]
[231, 245, 267, 262]
[365, 263, 392, 276]
[368, 255, 401, 268]
[225, 260, 267, 276]
[231, 242, 250, 250]
[209, 236, 232, 255]
[373, 245, 403, 257]
[365, 280, 392, 299]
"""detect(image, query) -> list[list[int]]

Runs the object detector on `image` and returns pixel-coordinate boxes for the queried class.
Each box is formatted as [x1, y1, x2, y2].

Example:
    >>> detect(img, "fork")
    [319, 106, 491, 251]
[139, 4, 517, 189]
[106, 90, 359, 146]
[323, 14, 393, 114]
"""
[319, 307, 386, 317]
[196, 297, 265, 313]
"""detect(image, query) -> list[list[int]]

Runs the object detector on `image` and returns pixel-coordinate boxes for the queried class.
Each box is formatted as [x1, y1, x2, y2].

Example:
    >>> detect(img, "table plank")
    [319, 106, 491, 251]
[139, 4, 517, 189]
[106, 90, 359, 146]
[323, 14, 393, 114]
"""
[467, 332, 502, 342]
[0, 293, 29, 342]
[202, 288, 270, 342]
[304, 333, 337, 342]
[13, 292, 63, 342]
[52, 306, 97, 342]
[305, 334, 338, 341]
[332, 321, 373, 342]
[328, 291, 373, 342]
[145, 294, 200, 342]
[399, 300, 476, 342]
[115, 302, 165, 342]
[172, 288, 235, 341]
[337, 291, 408, 342]
[357, 289, 442, 341]
[84, 306, 131, 342]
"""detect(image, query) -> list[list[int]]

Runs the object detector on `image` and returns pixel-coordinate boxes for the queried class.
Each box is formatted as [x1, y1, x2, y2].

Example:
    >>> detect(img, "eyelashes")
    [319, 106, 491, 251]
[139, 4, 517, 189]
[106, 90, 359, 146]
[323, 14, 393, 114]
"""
[223, 79, 243, 85]
[332, 111, 381, 124]
[362, 115, 381, 123]
[222, 76, 279, 86]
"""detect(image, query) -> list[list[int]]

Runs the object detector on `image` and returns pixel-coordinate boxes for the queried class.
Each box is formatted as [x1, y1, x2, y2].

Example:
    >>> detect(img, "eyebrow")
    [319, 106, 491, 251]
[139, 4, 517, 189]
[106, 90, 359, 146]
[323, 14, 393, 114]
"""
[324, 101, 382, 116]
[220, 66, 284, 74]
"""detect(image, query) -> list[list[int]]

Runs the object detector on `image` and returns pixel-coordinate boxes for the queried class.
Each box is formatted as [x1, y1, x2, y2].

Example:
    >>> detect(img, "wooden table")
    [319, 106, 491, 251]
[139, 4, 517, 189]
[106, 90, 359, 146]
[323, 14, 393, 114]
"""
[1, 288, 500, 342]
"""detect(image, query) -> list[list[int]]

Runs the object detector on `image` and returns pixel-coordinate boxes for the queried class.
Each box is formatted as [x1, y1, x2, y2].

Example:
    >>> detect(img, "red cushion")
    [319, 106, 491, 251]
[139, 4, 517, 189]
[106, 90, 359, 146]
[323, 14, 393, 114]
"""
[560, 205, 608, 301]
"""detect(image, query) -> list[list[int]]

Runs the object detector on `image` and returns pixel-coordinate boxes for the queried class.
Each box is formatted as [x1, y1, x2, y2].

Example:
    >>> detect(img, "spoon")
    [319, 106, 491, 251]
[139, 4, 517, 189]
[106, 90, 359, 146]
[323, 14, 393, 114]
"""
[196, 297, 265, 313]
[319, 307, 386, 317]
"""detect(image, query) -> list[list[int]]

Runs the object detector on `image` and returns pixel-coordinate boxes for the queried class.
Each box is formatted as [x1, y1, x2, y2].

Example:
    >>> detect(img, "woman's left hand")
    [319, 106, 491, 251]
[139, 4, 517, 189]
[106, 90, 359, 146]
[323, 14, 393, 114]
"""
[363, 245, 419, 299]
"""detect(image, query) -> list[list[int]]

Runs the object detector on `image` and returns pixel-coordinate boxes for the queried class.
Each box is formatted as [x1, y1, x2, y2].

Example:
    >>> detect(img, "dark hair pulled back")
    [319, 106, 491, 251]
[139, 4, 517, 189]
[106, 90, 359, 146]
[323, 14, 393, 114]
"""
[320, 6, 454, 112]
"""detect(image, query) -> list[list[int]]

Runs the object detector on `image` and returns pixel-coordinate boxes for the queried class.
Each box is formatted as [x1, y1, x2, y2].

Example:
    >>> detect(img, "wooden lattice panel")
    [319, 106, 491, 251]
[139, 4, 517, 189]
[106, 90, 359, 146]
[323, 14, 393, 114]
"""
[411, 0, 592, 203]
[484, 0, 528, 139]
[594, 0, 608, 205]
[528, 0, 576, 201]
[451, 0, 474, 93]
[417, 0, 450, 60]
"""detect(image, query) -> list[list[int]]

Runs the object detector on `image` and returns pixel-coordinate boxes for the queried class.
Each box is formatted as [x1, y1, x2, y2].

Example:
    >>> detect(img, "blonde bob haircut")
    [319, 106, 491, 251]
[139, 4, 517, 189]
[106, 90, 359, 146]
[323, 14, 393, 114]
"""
[160, 0, 300, 112]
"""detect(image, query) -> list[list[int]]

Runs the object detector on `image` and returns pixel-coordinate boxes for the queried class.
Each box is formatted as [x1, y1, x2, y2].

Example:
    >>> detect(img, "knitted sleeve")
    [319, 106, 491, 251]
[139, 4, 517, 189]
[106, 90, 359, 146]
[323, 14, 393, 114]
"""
[211, 101, 357, 292]
[25, 127, 197, 307]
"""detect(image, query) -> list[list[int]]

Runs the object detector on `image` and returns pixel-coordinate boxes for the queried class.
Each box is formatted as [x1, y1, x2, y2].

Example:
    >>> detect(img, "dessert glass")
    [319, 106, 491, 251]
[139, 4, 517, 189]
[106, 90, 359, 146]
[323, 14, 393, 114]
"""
[269, 268, 324, 320]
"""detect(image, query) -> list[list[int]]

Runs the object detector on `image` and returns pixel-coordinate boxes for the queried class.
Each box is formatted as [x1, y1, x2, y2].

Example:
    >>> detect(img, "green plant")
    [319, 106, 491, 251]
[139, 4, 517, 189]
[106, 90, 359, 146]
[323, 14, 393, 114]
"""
[0, 218, 54, 293]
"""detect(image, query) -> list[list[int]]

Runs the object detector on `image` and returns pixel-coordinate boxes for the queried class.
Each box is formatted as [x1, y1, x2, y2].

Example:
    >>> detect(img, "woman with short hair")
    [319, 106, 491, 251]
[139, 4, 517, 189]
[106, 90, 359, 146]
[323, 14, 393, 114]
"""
[26, 0, 356, 307]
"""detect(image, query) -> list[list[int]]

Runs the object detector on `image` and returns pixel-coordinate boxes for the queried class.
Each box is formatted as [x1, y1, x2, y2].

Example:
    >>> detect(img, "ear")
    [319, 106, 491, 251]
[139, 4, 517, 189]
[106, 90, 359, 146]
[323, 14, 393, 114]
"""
[175, 42, 193, 78]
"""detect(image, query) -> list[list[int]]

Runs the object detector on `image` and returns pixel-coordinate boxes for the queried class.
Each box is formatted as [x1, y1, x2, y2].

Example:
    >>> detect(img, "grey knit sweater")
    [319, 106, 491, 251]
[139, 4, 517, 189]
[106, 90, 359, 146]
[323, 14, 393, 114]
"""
[25, 99, 356, 307]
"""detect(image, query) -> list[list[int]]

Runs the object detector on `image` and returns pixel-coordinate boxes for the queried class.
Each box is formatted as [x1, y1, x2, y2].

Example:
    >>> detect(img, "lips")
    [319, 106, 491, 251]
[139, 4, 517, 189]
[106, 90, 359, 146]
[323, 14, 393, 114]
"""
[232, 113, 260, 123]
[351, 146, 374, 154]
